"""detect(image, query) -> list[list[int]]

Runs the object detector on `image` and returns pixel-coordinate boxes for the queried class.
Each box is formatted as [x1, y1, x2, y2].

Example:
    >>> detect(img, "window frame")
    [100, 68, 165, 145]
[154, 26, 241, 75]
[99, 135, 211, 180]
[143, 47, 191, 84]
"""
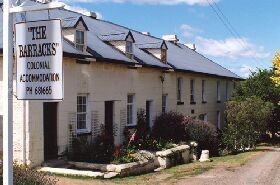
[76, 94, 90, 133]
[162, 94, 168, 113]
[217, 81, 221, 102]
[226, 81, 229, 100]
[75, 30, 85, 52]
[177, 77, 182, 102]
[161, 48, 167, 63]
[202, 80, 206, 103]
[190, 79, 195, 104]
[125, 41, 133, 59]
[127, 94, 136, 126]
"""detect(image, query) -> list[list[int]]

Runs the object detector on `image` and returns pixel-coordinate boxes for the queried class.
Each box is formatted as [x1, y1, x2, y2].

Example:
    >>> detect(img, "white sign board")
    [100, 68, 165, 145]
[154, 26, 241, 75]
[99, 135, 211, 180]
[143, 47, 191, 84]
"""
[15, 19, 63, 100]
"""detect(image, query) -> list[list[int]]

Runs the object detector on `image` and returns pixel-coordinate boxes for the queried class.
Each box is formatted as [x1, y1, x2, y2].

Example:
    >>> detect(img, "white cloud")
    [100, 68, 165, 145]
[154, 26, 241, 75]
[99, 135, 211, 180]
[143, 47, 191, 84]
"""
[180, 24, 201, 38]
[64, 4, 103, 19]
[195, 37, 270, 59]
[239, 65, 257, 78]
[59, 0, 219, 6]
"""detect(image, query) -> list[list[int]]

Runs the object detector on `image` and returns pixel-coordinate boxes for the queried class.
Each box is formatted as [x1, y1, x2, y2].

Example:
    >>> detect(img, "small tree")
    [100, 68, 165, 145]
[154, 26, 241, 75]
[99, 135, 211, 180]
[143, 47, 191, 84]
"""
[233, 69, 280, 134]
[223, 96, 274, 153]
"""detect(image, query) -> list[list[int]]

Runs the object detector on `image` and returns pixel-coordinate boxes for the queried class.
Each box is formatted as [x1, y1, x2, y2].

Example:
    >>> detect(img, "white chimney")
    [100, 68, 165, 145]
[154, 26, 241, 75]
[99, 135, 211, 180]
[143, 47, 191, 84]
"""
[142, 32, 151, 36]
[184, 43, 196, 51]
[162, 35, 179, 44]
[86, 12, 97, 19]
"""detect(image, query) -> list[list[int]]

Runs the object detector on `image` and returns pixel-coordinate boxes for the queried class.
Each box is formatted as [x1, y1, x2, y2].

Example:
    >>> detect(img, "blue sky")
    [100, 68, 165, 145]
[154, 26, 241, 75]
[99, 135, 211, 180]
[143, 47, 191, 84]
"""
[60, 0, 279, 78]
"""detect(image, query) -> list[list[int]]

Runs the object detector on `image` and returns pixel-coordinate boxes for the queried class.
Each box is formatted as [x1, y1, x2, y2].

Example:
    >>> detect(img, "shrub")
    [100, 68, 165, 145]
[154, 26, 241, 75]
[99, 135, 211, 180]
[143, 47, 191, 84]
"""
[112, 145, 137, 164]
[185, 120, 219, 157]
[223, 96, 274, 153]
[152, 111, 186, 142]
[135, 109, 150, 141]
[0, 163, 58, 185]
[69, 131, 114, 164]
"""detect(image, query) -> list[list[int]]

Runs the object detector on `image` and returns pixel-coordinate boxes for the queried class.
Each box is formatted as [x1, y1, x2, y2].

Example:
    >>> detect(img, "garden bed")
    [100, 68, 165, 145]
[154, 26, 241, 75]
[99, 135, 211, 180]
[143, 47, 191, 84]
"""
[58, 145, 191, 179]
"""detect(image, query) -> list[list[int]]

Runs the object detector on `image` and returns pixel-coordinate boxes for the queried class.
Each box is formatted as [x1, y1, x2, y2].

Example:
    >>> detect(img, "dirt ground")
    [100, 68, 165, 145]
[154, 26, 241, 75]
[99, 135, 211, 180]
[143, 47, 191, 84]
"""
[177, 146, 280, 185]
[56, 146, 280, 185]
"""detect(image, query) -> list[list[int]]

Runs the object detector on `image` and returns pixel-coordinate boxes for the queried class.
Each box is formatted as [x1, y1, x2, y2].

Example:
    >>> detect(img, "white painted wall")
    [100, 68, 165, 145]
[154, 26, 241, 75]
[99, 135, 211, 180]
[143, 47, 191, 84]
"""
[0, 57, 235, 166]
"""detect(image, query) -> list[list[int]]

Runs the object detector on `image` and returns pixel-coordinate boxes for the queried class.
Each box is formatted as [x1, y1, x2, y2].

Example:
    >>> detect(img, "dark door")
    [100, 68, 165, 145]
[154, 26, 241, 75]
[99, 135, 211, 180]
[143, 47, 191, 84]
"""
[105, 101, 114, 136]
[43, 102, 58, 161]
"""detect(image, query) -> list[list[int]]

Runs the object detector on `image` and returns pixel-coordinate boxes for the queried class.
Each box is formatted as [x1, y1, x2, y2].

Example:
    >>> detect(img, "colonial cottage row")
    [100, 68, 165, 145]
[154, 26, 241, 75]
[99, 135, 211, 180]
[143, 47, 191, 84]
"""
[0, 0, 240, 166]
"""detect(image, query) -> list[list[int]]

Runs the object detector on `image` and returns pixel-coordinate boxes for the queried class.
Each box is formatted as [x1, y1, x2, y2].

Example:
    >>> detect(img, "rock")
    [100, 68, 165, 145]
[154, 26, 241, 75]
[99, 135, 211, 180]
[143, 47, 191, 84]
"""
[155, 156, 171, 169]
[182, 150, 190, 163]
[101, 164, 116, 172]
[156, 149, 173, 157]
[38, 167, 104, 178]
[104, 172, 119, 179]
[199, 150, 211, 162]
[68, 161, 103, 171]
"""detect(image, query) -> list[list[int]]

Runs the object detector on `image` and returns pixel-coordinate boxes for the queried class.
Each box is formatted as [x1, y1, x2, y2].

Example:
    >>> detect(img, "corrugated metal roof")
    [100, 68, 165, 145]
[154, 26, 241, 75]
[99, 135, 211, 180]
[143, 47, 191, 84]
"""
[136, 42, 163, 49]
[62, 17, 80, 29]
[99, 32, 128, 41]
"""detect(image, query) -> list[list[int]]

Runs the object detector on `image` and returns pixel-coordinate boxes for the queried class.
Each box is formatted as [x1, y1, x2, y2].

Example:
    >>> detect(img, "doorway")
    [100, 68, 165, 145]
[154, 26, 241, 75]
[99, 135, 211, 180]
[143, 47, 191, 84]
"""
[43, 102, 58, 161]
[105, 101, 114, 136]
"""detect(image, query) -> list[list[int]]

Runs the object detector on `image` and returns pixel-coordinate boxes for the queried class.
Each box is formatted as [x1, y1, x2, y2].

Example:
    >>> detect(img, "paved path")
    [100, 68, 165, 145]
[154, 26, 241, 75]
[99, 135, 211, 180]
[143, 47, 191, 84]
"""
[177, 146, 280, 185]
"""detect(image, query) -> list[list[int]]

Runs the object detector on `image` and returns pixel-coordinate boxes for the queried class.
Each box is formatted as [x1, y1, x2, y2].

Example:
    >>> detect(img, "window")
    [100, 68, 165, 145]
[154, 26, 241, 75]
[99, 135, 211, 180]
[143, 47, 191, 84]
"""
[162, 94, 168, 113]
[202, 80, 206, 102]
[127, 94, 135, 125]
[190, 79, 195, 103]
[199, 114, 208, 122]
[217, 111, 221, 129]
[177, 77, 182, 102]
[226, 81, 229, 100]
[76, 30, 85, 51]
[126, 41, 133, 59]
[161, 49, 167, 63]
[77, 95, 88, 132]
[217, 81, 221, 102]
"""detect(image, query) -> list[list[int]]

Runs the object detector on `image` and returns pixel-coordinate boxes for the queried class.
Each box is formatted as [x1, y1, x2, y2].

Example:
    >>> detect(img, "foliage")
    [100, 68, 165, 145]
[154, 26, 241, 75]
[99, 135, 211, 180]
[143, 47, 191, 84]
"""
[185, 120, 219, 157]
[271, 52, 280, 87]
[223, 96, 274, 153]
[111, 145, 137, 164]
[0, 163, 57, 185]
[69, 131, 114, 164]
[232, 69, 280, 133]
[152, 111, 186, 142]
[233, 69, 280, 104]
[135, 109, 150, 141]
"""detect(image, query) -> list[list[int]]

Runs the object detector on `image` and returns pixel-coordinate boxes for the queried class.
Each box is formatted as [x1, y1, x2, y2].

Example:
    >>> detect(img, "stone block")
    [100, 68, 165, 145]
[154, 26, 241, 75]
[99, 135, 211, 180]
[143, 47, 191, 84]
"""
[199, 150, 210, 162]
[104, 172, 119, 179]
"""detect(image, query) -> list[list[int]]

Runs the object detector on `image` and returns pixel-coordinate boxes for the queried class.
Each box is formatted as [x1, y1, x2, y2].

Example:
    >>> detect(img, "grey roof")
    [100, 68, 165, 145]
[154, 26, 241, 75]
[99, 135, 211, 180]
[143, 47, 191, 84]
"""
[0, 0, 240, 78]
[136, 41, 165, 49]
[99, 32, 128, 41]
[62, 16, 89, 31]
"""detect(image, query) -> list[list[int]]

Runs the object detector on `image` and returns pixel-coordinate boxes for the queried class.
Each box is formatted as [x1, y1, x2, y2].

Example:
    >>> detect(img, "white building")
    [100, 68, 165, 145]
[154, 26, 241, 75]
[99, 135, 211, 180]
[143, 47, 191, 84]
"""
[0, 0, 240, 166]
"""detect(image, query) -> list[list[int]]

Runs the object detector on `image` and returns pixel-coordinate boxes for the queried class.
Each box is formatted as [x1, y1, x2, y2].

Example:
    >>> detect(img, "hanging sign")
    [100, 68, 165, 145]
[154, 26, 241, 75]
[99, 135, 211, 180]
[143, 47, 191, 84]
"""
[15, 19, 63, 100]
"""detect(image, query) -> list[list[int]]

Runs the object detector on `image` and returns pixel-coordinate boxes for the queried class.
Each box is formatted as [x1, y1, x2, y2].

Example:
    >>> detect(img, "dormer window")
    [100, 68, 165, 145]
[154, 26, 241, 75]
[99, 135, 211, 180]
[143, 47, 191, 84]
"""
[76, 30, 85, 51]
[161, 48, 167, 63]
[62, 16, 89, 52]
[99, 31, 135, 60]
[136, 41, 168, 64]
[126, 41, 133, 59]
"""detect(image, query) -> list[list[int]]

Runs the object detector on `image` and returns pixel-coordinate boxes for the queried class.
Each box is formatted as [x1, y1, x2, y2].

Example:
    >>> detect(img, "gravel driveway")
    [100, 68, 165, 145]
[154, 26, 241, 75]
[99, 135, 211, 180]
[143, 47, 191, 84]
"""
[177, 146, 280, 185]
